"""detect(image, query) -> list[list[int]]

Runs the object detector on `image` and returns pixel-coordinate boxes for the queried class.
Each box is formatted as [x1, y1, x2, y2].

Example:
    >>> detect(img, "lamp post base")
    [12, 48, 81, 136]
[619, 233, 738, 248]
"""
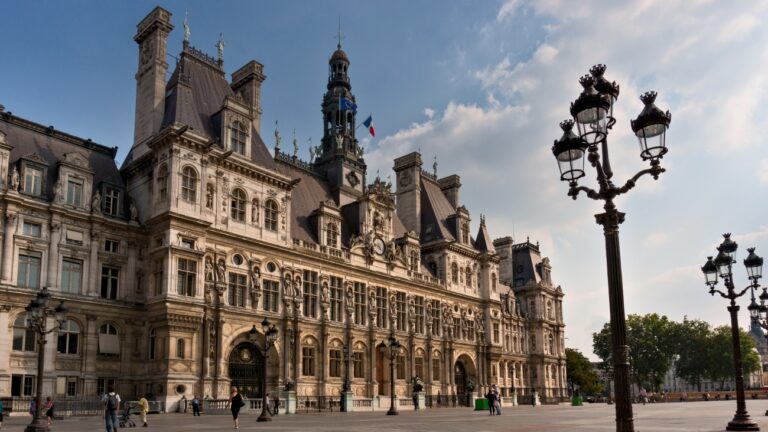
[726, 415, 759, 431]
[24, 417, 50, 432]
[257, 415, 273, 422]
[386, 407, 399, 416]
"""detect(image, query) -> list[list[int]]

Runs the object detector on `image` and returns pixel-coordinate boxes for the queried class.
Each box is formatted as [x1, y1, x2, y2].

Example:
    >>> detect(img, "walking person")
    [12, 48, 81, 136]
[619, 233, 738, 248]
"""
[0, 397, 5, 430]
[492, 385, 502, 415]
[227, 387, 244, 429]
[486, 389, 496, 416]
[45, 397, 54, 426]
[191, 395, 201, 416]
[102, 385, 121, 432]
[138, 393, 149, 427]
[273, 394, 279, 416]
[265, 392, 274, 416]
[28, 399, 36, 417]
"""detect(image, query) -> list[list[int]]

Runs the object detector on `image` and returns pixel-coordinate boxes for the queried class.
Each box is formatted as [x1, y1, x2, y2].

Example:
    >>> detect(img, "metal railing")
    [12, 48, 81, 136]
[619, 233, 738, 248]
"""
[424, 395, 458, 408]
[298, 396, 340, 413]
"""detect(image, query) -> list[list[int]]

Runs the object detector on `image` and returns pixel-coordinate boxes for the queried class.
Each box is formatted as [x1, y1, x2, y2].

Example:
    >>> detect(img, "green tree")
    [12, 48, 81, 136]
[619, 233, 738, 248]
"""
[592, 313, 677, 391]
[673, 318, 712, 391]
[706, 325, 760, 389]
[566, 348, 604, 395]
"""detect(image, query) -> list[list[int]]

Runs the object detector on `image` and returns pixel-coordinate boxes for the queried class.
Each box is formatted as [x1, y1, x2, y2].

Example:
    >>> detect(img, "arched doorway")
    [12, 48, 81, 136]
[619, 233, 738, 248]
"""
[376, 342, 387, 396]
[455, 362, 467, 405]
[228, 343, 263, 398]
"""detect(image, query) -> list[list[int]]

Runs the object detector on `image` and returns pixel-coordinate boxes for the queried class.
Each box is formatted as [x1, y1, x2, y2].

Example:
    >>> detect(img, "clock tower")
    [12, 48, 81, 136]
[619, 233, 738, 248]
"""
[313, 42, 367, 206]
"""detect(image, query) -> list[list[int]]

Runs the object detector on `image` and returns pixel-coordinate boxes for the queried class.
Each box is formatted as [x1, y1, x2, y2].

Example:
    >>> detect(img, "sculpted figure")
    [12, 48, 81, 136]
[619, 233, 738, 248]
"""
[9, 167, 19, 190]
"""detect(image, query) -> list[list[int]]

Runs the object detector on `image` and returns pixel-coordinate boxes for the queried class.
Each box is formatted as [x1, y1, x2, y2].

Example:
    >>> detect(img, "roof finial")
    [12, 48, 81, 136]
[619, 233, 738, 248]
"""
[433, 155, 438, 177]
[274, 121, 281, 152]
[183, 10, 190, 43]
[215, 33, 225, 62]
[293, 130, 299, 158]
[337, 16, 344, 50]
[480, 214, 486, 225]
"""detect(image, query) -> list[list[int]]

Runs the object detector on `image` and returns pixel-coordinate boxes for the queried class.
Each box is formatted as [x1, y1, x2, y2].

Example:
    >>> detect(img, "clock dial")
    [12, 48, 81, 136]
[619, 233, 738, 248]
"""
[373, 238, 385, 255]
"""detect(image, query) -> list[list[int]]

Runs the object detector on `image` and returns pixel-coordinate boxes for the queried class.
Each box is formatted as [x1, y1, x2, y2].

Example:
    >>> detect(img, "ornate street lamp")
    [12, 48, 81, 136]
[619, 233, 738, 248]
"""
[702, 234, 760, 431]
[25, 287, 68, 432]
[380, 334, 401, 416]
[250, 318, 279, 422]
[746, 249, 768, 417]
[551, 64, 671, 432]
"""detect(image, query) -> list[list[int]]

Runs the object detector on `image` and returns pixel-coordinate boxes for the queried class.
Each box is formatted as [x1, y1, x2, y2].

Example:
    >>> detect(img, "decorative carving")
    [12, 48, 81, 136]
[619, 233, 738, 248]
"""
[215, 259, 226, 282]
[53, 180, 63, 203]
[129, 200, 139, 221]
[91, 191, 101, 213]
[9, 166, 19, 190]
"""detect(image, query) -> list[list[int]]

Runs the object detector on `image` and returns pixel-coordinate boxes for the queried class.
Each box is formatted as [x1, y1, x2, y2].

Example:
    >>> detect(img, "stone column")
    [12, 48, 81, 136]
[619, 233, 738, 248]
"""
[87, 231, 100, 296]
[1, 212, 18, 282]
[46, 221, 61, 287]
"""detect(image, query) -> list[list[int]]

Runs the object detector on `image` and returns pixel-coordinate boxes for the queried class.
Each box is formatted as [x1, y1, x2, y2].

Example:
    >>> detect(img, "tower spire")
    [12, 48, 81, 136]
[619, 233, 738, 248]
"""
[337, 16, 343, 50]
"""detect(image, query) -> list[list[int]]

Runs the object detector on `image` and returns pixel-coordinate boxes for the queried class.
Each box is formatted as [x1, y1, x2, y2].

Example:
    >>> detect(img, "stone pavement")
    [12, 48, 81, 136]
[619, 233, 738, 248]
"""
[4, 400, 768, 431]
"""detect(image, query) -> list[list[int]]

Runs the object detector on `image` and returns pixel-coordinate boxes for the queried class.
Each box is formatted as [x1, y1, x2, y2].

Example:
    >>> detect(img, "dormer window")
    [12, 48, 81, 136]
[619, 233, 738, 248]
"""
[230, 121, 248, 155]
[67, 179, 83, 206]
[265, 200, 278, 232]
[23, 165, 43, 196]
[326, 222, 338, 248]
[103, 187, 120, 216]
[409, 251, 419, 272]
[181, 166, 198, 203]
[461, 222, 470, 244]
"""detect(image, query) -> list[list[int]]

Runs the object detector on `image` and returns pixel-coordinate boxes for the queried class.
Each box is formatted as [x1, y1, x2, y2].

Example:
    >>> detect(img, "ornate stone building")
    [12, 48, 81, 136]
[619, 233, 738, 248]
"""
[0, 6, 566, 407]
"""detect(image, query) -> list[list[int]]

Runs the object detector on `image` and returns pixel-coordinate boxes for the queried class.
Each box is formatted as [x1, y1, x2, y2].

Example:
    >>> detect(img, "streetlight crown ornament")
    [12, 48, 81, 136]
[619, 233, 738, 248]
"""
[552, 119, 588, 182]
[590, 64, 620, 107]
[743, 247, 763, 280]
[702, 256, 718, 286]
[631, 91, 671, 162]
[717, 233, 738, 258]
[570, 75, 611, 144]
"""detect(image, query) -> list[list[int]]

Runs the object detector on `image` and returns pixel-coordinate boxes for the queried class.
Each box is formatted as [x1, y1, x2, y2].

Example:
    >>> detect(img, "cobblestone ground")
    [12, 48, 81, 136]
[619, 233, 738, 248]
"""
[4, 401, 768, 431]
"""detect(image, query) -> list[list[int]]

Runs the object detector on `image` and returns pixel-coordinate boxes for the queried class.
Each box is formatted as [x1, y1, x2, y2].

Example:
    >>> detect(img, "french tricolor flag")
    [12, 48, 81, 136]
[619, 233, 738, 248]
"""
[363, 115, 375, 137]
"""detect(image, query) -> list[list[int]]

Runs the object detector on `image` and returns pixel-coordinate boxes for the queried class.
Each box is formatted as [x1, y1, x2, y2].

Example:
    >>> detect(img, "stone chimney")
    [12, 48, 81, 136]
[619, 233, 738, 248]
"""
[393, 152, 423, 235]
[231, 60, 266, 132]
[438, 174, 461, 209]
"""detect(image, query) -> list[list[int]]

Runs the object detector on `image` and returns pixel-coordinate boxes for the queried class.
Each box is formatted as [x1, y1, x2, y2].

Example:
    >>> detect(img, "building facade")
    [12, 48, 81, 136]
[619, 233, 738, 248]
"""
[0, 6, 567, 407]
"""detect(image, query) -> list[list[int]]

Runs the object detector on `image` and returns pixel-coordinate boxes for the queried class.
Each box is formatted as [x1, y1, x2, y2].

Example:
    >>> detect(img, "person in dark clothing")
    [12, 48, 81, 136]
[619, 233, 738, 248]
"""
[191, 395, 201, 416]
[486, 391, 497, 416]
[227, 387, 244, 429]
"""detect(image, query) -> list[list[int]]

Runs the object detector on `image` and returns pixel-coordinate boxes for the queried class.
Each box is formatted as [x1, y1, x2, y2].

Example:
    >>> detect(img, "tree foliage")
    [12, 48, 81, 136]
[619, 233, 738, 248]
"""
[566, 348, 603, 395]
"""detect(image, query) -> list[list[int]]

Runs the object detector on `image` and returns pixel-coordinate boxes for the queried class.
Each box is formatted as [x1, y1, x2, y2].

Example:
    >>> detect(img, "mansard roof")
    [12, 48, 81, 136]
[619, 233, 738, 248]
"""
[0, 112, 123, 196]
[511, 239, 543, 286]
[161, 46, 277, 170]
[420, 177, 457, 243]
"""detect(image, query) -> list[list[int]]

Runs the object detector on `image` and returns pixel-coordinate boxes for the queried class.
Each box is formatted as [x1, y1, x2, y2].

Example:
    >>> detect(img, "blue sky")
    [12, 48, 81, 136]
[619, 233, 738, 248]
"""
[3, 1, 768, 360]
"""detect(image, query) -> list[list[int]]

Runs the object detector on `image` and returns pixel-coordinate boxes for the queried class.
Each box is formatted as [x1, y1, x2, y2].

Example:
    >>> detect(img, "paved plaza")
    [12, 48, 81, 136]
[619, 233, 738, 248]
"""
[4, 401, 768, 432]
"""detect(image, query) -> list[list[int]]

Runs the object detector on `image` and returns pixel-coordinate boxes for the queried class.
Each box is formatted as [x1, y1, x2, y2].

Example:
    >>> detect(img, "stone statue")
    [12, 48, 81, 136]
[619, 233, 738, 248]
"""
[129, 201, 139, 221]
[433, 155, 438, 177]
[91, 191, 101, 213]
[205, 257, 214, 281]
[53, 180, 63, 203]
[426, 301, 433, 318]
[368, 290, 377, 314]
[215, 33, 225, 61]
[274, 122, 282, 152]
[183, 11, 191, 42]
[321, 282, 329, 304]
[251, 200, 259, 223]
[249, 267, 261, 291]
[9, 166, 19, 190]
[293, 133, 299, 158]
[346, 286, 354, 308]
[215, 259, 226, 282]
[283, 274, 293, 296]
[408, 298, 416, 320]
[293, 277, 302, 298]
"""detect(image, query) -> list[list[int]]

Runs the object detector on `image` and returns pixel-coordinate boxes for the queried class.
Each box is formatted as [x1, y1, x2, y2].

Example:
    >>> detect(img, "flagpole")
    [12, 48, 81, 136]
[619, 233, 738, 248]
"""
[355, 113, 372, 130]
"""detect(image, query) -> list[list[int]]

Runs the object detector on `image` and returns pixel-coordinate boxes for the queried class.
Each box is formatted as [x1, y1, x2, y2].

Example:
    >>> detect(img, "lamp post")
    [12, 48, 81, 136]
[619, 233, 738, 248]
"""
[380, 334, 401, 415]
[702, 234, 761, 431]
[746, 248, 768, 416]
[24, 287, 68, 432]
[551, 64, 671, 432]
[341, 344, 351, 412]
[250, 318, 279, 422]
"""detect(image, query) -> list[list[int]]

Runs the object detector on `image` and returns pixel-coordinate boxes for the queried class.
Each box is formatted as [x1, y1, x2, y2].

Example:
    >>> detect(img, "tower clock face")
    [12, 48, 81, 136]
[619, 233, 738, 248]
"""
[373, 237, 385, 255]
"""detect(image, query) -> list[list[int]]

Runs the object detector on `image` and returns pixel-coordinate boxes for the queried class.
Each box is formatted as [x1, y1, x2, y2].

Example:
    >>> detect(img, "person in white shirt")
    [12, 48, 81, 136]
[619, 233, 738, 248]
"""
[101, 386, 121, 432]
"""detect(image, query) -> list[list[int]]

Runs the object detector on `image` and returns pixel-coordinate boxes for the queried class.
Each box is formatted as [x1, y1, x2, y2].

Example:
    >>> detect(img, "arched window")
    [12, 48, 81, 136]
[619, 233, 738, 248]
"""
[264, 200, 278, 232]
[409, 251, 419, 272]
[465, 267, 472, 288]
[451, 263, 459, 284]
[326, 222, 338, 248]
[157, 164, 168, 198]
[148, 329, 157, 360]
[205, 183, 214, 209]
[181, 166, 198, 203]
[546, 300, 554, 320]
[230, 121, 248, 155]
[432, 351, 442, 382]
[230, 189, 246, 222]
[548, 333, 555, 355]
[57, 319, 80, 355]
[98, 324, 119, 356]
[12, 314, 35, 352]
[491, 273, 497, 292]
[176, 338, 185, 359]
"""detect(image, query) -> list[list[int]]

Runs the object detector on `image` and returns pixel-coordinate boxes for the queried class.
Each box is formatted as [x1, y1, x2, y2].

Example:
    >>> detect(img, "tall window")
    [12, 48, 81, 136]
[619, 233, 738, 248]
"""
[23, 165, 43, 195]
[431, 300, 441, 336]
[103, 187, 120, 216]
[375, 287, 388, 328]
[228, 273, 247, 307]
[432, 356, 441, 381]
[395, 292, 406, 331]
[329, 349, 342, 377]
[153, 259, 164, 296]
[230, 121, 248, 155]
[462, 222, 470, 244]
[466, 320, 475, 341]
[98, 324, 119, 357]
[57, 320, 79, 355]
[353, 352, 364, 378]
[230, 188, 246, 222]
[415, 356, 424, 379]
[18, 251, 41, 289]
[396, 355, 405, 379]
[148, 329, 156, 360]
[465, 268, 472, 288]
[493, 323, 500, 344]
[177, 339, 185, 359]
[303, 270, 318, 318]
[100, 267, 119, 299]
[451, 263, 458, 284]
[67, 179, 83, 206]
[329, 277, 343, 322]
[354, 282, 366, 325]
[22, 221, 41, 237]
[61, 258, 83, 294]
[157, 164, 168, 198]
[491, 273, 497, 292]
[414, 296, 424, 334]
[546, 300, 554, 320]
[326, 223, 338, 248]
[11, 375, 36, 397]
[548, 333, 555, 354]
[453, 318, 461, 340]
[181, 167, 198, 203]
[177, 258, 197, 297]
[263, 280, 279, 312]
[409, 250, 419, 271]
[12, 314, 35, 352]
[264, 200, 278, 232]
[302, 346, 315, 376]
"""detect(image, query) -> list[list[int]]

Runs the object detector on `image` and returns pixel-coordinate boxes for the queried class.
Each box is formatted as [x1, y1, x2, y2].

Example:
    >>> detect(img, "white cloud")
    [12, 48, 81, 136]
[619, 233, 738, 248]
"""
[424, 108, 435, 119]
[643, 232, 667, 249]
[497, 0, 523, 21]
[759, 159, 768, 183]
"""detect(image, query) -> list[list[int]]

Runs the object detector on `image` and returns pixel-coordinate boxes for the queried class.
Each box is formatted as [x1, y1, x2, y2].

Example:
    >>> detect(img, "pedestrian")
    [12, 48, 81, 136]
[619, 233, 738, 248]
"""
[45, 397, 54, 426]
[138, 393, 149, 427]
[0, 397, 4, 430]
[273, 394, 279, 416]
[191, 395, 201, 416]
[227, 386, 244, 429]
[639, 388, 647, 405]
[28, 399, 36, 417]
[492, 384, 502, 415]
[485, 390, 496, 416]
[265, 392, 274, 416]
[102, 385, 121, 432]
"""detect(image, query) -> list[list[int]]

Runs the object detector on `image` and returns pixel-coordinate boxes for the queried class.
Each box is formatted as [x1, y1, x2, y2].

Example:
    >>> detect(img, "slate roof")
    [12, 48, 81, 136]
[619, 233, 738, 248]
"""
[274, 163, 336, 245]
[475, 221, 494, 253]
[0, 113, 122, 200]
[420, 178, 456, 242]
[511, 241, 543, 286]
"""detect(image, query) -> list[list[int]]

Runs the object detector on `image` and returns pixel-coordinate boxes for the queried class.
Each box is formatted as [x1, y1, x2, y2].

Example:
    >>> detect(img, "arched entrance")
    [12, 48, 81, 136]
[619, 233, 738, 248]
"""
[376, 342, 387, 396]
[454, 354, 477, 407]
[455, 362, 467, 404]
[228, 342, 263, 398]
